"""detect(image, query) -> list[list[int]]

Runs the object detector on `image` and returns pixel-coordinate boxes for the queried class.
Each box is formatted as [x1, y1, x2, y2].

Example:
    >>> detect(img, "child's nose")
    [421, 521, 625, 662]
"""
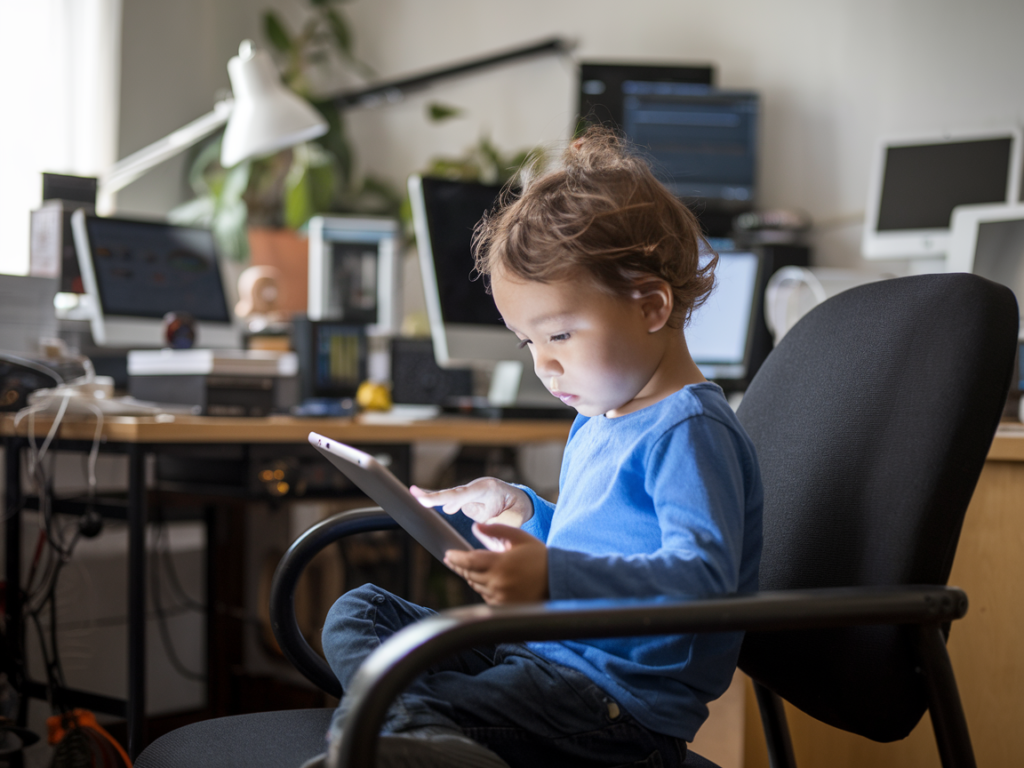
[533, 349, 563, 377]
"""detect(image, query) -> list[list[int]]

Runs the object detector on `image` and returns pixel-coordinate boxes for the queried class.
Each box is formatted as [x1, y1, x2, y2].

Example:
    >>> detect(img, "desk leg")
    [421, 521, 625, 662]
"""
[127, 444, 147, 759]
[4, 437, 26, 726]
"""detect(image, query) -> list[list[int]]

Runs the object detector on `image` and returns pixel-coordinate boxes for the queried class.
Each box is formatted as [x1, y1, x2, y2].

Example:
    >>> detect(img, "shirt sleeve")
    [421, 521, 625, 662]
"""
[517, 484, 555, 543]
[546, 415, 750, 601]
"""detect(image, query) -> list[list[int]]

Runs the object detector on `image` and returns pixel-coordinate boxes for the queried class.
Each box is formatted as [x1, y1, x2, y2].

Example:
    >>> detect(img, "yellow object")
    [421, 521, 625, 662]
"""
[356, 381, 392, 411]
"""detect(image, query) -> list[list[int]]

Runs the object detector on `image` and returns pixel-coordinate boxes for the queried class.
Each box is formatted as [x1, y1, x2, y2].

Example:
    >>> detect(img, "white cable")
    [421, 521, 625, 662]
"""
[82, 399, 104, 496]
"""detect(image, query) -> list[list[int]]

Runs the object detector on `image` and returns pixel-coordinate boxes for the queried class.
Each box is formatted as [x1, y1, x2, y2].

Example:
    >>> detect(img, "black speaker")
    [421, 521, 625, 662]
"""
[390, 338, 473, 405]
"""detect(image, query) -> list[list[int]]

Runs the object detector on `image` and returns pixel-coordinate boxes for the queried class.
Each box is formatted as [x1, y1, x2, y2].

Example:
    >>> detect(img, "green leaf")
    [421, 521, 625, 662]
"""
[325, 8, 352, 58]
[186, 137, 224, 196]
[309, 162, 336, 214]
[168, 196, 216, 228]
[427, 102, 464, 122]
[214, 198, 250, 262]
[284, 146, 314, 230]
[263, 12, 293, 53]
[220, 161, 252, 206]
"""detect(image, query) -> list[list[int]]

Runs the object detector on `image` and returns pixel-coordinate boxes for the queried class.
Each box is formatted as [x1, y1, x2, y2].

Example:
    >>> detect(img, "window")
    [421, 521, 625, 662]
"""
[0, 0, 121, 276]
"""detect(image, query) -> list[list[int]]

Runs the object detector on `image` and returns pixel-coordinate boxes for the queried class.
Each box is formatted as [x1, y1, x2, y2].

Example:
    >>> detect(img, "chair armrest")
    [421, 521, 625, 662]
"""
[270, 506, 399, 697]
[332, 585, 967, 768]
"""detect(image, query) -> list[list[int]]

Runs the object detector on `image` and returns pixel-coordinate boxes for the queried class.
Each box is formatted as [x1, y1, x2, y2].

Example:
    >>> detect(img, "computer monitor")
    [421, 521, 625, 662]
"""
[409, 175, 555, 407]
[410, 175, 768, 401]
[862, 128, 1022, 261]
[948, 203, 1024, 335]
[687, 250, 763, 390]
[71, 211, 239, 348]
[578, 62, 714, 128]
[578, 65, 758, 237]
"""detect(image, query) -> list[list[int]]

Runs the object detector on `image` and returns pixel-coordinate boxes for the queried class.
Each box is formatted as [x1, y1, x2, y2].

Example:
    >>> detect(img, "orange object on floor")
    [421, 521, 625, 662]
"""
[47, 709, 132, 766]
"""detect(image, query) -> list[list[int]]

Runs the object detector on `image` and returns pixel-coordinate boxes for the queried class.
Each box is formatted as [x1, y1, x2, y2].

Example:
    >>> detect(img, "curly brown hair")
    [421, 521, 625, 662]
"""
[472, 127, 716, 327]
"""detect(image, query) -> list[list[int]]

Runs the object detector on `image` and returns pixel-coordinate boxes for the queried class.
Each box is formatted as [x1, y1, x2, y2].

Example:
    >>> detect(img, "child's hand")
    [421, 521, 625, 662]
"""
[410, 478, 534, 528]
[444, 523, 549, 604]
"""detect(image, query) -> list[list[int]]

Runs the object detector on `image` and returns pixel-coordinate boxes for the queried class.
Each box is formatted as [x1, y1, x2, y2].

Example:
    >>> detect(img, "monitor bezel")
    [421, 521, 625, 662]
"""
[408, 174, 533, 368]
[71, 210, 240, 349]
[861, 127, 1023, 260]
[947, 202, 1024, 337]
[687, 249, 765, 391]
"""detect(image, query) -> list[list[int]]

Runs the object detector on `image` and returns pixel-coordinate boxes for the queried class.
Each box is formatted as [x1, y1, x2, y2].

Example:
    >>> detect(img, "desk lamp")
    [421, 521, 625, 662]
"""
[99, 40, 327, 198]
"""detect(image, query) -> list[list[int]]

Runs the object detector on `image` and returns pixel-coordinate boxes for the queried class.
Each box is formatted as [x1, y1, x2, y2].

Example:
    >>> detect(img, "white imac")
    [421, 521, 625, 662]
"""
[71, 210, 240, 348]
[862, 128, 1022, 261]
[948, 203, 1024, 336]
[409, 174, 561, 408]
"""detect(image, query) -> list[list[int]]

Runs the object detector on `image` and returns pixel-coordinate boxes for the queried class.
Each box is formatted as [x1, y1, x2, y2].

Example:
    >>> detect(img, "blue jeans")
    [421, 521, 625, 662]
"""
[322, 584, 688, 768]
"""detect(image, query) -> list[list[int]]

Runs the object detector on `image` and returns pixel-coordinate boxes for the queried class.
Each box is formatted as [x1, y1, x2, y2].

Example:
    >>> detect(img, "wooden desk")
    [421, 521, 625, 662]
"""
[740, 428, 1024, 768]
[2, 414, 571, 757]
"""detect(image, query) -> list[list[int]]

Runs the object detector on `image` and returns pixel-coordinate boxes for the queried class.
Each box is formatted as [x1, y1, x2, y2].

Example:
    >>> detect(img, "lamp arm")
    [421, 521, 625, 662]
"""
[99, 98, 234, 196]
[322, 36, 573, 110]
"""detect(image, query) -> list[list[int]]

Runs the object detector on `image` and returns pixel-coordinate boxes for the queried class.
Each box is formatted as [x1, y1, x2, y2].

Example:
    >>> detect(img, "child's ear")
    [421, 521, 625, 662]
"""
[631, 280, 673, 333]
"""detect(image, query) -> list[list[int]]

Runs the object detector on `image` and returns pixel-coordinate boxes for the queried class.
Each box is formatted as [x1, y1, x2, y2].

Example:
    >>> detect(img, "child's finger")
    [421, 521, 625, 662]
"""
[411, 484, 482, 512]
[444, 549, 496, 573]
[472, 522, 536, 547]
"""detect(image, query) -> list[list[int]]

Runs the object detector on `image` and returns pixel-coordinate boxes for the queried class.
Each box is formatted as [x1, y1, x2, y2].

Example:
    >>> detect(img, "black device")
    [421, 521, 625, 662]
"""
[291, 317, 367, 401]
[0, 354, 61, 412]
[390, 338, 473, 406]
[129, 374, 278, 417]
[577, 62, 759, 237]
[29, 173, 99, 293]
[742, 243, 811, 389]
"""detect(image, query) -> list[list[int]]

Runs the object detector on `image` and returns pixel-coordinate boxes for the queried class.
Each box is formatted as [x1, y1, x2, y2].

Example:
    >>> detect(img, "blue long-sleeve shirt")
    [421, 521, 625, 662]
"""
[519, 382, 763, 740]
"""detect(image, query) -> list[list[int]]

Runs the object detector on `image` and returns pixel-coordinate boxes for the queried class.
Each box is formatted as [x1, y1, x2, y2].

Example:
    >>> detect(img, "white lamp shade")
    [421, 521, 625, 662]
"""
[220, 41, 328, 168]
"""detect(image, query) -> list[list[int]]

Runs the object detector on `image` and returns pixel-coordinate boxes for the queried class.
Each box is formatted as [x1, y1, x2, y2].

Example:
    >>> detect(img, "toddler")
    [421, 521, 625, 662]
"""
[317, 128, 763, 768]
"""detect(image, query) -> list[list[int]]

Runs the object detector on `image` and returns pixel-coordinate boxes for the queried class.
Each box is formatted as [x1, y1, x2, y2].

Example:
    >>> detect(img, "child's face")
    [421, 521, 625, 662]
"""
[491, 269, 666, 418]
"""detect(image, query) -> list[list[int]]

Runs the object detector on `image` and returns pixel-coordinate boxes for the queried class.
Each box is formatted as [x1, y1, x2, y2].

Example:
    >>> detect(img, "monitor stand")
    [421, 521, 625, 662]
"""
[441, 360, 576, 420]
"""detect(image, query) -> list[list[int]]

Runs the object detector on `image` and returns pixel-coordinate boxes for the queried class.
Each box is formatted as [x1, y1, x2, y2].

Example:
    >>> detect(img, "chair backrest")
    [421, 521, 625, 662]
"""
[736, 273, 1018, 742]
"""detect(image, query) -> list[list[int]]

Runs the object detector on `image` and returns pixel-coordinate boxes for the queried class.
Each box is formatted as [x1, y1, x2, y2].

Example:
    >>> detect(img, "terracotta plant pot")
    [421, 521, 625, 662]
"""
[247, 227, 309, 315]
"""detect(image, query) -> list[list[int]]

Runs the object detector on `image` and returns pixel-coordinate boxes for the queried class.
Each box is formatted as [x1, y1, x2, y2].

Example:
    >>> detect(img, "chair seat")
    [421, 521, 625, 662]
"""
[135, 709, 334, 768]
[133, 707, 720, 768]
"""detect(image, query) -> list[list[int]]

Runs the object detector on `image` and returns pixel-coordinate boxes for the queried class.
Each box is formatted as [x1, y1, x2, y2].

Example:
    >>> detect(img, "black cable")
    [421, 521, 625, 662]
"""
[149, 527, 205, 682]
[155, 517, 205, 613]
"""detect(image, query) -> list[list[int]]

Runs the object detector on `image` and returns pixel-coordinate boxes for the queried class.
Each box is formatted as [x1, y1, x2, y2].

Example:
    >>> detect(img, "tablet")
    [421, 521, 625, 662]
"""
[308, 432, 473, 562]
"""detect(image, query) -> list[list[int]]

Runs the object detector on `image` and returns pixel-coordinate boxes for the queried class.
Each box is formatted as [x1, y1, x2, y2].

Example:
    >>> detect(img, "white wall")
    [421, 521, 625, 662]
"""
[115, 0, 1024, 270]
[114, 0, 298, 218]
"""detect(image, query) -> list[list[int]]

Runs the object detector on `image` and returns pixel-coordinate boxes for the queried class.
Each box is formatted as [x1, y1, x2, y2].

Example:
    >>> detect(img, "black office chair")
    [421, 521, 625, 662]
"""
[136, 273, 1018, 768]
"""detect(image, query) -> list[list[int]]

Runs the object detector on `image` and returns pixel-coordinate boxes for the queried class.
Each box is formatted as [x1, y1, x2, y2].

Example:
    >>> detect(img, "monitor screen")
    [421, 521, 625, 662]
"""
[686, 251, 760, 381]
[312, 323, 366, 396]
[578, 62, 714, 128]
[862, 129, 1021, 260]
[415, 177, 506, 327]
[82, 217, 230, 322]
[72, 212, 237, 348]
[622, 87, 759, 207]
[972, 218, 1024, 317]
[877, 139, 1013, 232]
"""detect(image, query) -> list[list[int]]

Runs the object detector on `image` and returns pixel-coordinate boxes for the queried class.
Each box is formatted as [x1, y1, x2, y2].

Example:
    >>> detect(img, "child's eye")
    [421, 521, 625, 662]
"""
[549, 333, 570, 342]
[517, 338, 531, 349]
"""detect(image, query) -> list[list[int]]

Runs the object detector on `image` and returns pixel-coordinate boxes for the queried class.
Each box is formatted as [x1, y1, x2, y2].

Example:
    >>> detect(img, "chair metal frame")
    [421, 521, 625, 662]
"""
[269, 507, 976, 768]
